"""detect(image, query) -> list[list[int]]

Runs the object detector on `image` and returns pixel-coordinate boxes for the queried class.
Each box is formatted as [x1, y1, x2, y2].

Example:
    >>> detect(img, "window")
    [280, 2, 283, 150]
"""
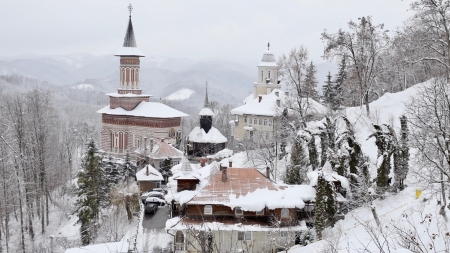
[169, 128, 176, 138]
[281, 208, 289, 218]
[235, 207, 243, 215]
[244, 116, 247, 123]
[259, 118, 262, 125]
[280, 231, 288, 237]
[238, 231, 252, 241]
[254, 118, 257, 125]
[268, 119, 273, 126]
[268, 70, 271, 79]
[261, 71, 263, 82]
[265, 133, 269, 140]
[264, 119, 267, 126]
[175, 231, 185, 250]
[256, 209, 264, 215]
[204, 205, 212, 215]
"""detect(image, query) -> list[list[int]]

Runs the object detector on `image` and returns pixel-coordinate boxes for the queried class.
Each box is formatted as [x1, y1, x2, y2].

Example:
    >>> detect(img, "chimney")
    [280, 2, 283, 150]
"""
[200, 157, 206, 167]
[266, 167, 270, 179]
[276, 98, 281, 107]
[275, 91, 279, 97]
[228, 158, 233, 168]
[146, 165, 149, 176]
[222, 167, 227, 182]
[258, 94, 262, 103]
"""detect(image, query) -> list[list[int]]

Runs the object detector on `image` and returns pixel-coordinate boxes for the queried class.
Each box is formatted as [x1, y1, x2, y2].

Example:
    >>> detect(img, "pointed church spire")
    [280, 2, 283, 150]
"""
[123, 4, 137, 47]
[204, 81, 209, 107]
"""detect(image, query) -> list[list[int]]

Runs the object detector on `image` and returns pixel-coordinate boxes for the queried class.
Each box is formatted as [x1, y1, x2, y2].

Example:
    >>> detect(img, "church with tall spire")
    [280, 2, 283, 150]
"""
[186, 82, 227, 158]
[97, 5, 188, 156]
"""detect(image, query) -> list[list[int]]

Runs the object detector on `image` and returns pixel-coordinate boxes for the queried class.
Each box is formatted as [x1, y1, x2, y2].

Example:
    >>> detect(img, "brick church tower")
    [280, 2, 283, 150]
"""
[97, 5, 187, 156]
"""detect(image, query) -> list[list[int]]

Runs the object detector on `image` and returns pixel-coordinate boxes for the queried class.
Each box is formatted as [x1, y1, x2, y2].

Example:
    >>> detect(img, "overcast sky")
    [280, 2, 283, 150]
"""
[0, 0, 413, 66]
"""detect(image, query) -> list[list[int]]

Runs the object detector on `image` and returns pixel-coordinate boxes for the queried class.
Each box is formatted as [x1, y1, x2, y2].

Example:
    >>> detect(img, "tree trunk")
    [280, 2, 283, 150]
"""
[365, 91, 370, 116]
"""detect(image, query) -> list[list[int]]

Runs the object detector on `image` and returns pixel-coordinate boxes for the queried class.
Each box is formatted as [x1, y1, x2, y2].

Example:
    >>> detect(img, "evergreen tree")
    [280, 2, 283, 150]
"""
[104, 155, 120, 185]
[324, 176, 338, 226]
[76, 140, 107, 245]
[122, 150, 136, 186]
[314, 173, 327, 239]
[304, 61, 319, 99]
[160, 157, 173, 184]
[307, 134, 319, 170]
[332, 57, 346, 110]
[322, 72, 334, 110]
[285, 137, 308, 184]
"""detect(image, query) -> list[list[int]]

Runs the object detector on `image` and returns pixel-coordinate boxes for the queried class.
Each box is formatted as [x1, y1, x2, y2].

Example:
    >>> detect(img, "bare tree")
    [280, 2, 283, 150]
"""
[322, 16, 390, 115]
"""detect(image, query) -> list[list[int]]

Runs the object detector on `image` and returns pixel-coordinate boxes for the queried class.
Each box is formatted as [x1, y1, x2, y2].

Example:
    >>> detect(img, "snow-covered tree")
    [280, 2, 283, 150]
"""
[122, 150, 136, 186]
[304, 61, 319, 99]
[396, 115, 409, 190]
[160, 157, 173, 184]
[322, 16, 390, 115]
[322, 72, 334, 110]
[76, 140, 107, 245]
[285, 137, 309, 184]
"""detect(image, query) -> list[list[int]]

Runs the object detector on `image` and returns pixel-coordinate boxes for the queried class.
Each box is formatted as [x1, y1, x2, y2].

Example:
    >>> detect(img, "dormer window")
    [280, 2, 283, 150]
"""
[204, 205, 212, 215]
[235, 207, 243, 215]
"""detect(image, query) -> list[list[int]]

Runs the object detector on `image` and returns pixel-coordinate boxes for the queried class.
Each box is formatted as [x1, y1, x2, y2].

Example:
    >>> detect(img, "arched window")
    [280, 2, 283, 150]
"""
[254, 118, 257, 125]
[175, 231, 185, 250]
[281, 208, 289, 218]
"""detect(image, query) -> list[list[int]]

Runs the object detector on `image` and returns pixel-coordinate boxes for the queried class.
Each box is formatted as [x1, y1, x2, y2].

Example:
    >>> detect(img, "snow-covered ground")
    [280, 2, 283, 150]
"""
[288, 80, 450, 252]
[164, 88, 195, 101]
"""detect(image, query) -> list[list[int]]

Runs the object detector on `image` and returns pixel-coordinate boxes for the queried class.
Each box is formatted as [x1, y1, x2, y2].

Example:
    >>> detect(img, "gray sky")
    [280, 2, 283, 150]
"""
[0, 0, 413, 65]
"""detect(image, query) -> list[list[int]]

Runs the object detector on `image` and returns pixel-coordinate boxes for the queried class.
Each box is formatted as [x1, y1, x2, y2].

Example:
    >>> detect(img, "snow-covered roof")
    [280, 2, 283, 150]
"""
[148, 139, 184, 160]
[232, 89, 327, 117]
[173, 157, 202, 180]
[257, 50, 277, 67]
[231, 89, 286, 116]
[106, 92, 152, 98]
[206, 148, 233, 159]
[199, 107, 214, 116]
[97, 101, 188, 118]
[136, 165, 163, 182]
[114, 47, 145, 57]
[188, 126, 227, 143]
[187, 167, 309, 211]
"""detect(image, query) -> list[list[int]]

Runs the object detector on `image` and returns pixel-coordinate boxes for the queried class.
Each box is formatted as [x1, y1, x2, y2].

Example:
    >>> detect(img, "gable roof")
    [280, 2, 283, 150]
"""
[149, 139, 184, 160]
[188, 126, 227, 143]
[136, 165, 163, 181]
[187, 167, 307, 211]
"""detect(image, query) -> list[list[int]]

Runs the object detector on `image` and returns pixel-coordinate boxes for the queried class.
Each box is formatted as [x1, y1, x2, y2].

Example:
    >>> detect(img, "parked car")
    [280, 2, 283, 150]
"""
[145, 197, 166, 206]
[152, 188, 166, 195]
[144, 202, 158, 214]
[141, 191, 164, 204]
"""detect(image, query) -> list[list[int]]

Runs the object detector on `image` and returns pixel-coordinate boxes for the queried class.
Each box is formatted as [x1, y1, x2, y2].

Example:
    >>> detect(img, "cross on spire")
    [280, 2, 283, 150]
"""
[128, 3, 133, 17]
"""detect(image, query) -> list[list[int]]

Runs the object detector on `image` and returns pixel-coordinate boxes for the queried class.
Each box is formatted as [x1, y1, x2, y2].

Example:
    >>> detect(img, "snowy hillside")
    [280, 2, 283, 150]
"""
[289, 80, 450, 252]
[164, 88, 195, 101]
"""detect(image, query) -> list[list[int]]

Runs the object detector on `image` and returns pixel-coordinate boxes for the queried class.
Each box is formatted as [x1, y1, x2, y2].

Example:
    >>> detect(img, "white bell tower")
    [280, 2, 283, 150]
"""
[253, 43, 281, 98]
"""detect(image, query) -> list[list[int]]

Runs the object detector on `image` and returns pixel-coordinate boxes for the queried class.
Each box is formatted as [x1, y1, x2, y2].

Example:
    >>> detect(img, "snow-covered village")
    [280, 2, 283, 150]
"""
[2, 1, 450, 252]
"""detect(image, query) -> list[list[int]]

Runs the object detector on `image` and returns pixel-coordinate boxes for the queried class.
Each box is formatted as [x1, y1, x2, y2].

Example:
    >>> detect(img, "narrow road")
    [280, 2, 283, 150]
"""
[139, 205, 173, 253]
